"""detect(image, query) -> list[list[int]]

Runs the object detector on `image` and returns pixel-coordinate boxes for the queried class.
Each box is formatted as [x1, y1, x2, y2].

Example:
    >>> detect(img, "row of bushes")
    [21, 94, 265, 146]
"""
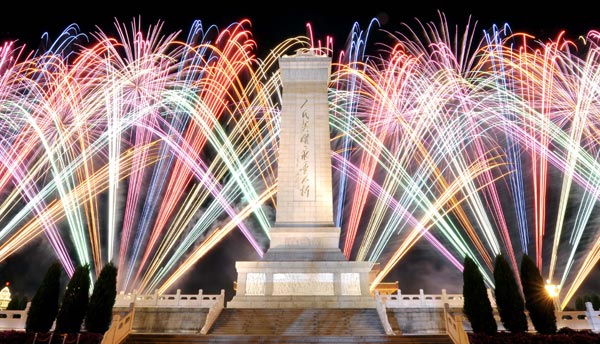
[21, 261, 117, 343]
[463, 253, 557, 335]
[0, 331, 104, 344]
[469, 328, 600, 344]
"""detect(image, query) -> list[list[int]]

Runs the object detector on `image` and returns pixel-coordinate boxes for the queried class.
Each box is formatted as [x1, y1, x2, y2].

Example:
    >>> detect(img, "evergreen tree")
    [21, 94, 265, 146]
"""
[26, 262, 62, 333]
[19, 295, 29, 310]
[463, 256, 497, 334]
[493, 254, 528, 333]
[591, 294, 600, 309]
[6, 293, 19, 310]
[55, 264, 91, 333]
[575, 295, 586, 311]
[574, 294, 600, 311]
[519, 254, 557, 334]
[85, 262, 118, 334]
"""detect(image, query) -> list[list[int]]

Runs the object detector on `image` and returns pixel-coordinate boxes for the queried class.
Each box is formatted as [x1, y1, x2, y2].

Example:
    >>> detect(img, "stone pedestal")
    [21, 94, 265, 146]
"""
[264, 226, 346, 261]
[227, 261, 375, 308]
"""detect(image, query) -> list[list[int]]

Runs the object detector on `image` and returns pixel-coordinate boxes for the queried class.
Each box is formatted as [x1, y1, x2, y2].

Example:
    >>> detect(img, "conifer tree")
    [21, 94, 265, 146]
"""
[575, 294, 600, 311]
[26, 262, 62, 333]
[575, 295, 586, 311]
[463, 256, 497, 334]
[493, 254, 528, 333]
[19, 295, 29, 310]
[55, 264, 91, 333]
[591, 294, 600, 309]
[520, 254, 557, 334]
[6, 293, 19, 310]
[576, 295, 590, 310]
[85, 262, 118, 334]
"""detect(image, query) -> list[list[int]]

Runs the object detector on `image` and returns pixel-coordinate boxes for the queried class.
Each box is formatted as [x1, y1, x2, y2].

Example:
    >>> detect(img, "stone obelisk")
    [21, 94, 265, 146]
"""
[227, 51, 375, 308]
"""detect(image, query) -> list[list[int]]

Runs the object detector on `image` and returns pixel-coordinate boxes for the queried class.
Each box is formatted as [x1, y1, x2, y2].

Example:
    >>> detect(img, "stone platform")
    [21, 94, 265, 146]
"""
[228, 260, 375, 308]
[123, 334, 454, 343]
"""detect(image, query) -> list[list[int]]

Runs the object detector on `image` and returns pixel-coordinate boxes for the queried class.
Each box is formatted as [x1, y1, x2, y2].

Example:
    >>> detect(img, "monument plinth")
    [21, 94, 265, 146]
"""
[227, 51, 375, 308]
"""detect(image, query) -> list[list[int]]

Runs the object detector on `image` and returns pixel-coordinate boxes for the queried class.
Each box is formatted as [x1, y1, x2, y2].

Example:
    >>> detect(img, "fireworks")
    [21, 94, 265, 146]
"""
[0, 14, 599, 310]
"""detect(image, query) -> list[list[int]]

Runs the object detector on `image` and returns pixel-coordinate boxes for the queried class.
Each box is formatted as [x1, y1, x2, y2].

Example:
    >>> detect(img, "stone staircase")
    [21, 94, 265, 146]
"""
[209, 308, 385, 336]
[121, 308, 454, 343]
[386, 309, 402, 334]
[123, 333, 454, 343]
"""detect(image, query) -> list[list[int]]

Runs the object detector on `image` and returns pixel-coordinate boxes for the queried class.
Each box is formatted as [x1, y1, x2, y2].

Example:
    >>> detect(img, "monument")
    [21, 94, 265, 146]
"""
[227, 51, 376, 308]
[0, 283, 10, 310]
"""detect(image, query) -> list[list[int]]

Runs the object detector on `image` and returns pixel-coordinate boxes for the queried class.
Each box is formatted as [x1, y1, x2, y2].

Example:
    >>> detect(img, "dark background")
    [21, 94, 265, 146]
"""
[0, 0, 598, 307]
[1, 1, 598, 56]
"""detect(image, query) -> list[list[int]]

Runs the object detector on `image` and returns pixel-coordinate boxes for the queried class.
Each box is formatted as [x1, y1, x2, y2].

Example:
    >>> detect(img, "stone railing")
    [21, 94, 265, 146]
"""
[200, 290, 225, 335]
[0, 304, 29, 330]
[556, 309, 591, 331]
[374, 291, 395, 335]
[382, 289, 494, 309]
[3, 290, 600, 338]
[585, 301, 600, 332]
[383, 290, 600, 337]
[0, 290, 224, 336]
[114, 289, 220, 308]
[453, 301, 600, 335]
[101, 309, 134, 344]
[444, 303, 469, 344]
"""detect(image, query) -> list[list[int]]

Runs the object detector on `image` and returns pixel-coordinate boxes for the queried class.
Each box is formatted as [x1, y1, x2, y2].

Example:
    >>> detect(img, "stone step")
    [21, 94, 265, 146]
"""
[208, 308, 386, 336]
[123, 333, 454, 344]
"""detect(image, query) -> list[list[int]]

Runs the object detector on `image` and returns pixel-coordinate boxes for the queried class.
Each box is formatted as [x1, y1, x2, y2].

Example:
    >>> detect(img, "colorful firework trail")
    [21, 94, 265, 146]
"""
[331, 16, 600, 310]
[0, 14, 599, 310]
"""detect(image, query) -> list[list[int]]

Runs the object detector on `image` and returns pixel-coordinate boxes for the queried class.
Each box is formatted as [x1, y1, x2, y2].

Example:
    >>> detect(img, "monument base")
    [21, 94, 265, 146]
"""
[265, 226, 346, 261]
[226, 294, 376, 308]
[227, 260, 376, 309]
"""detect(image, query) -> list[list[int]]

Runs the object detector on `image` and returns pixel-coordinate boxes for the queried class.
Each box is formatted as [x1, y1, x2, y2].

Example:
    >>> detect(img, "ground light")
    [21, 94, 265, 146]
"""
[545, 280, 560, 310]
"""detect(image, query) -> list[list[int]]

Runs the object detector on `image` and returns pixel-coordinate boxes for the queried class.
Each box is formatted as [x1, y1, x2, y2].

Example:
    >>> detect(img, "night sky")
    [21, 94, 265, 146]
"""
[1, 1, 598, 57]
[0, 0, 599, 305]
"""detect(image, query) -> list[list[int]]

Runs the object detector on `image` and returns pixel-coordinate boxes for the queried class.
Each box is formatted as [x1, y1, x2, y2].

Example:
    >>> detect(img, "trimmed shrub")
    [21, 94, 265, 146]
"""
[493, 253, 528, 332]
[463, 255, 497, 334]
[85, 262, 118, 334]
[25, 262, 62, 333]
[469, 329, 600, 344]
[0, 330, 27, 344]
[5, 293, 20, 310]
[519, 254, 557, 334]
[19, 295, 29, 310]
[55, 264, 91, 334]
[577, 294, 600, 311]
